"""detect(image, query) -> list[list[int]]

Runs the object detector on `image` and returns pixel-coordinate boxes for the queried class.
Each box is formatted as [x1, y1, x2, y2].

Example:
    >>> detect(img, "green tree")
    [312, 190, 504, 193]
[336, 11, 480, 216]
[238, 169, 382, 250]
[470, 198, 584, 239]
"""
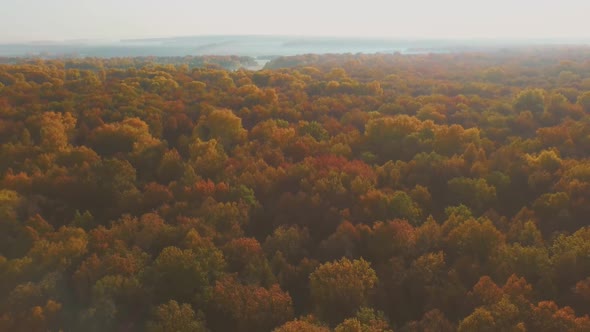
[447, 177, 496, 213]
[150, 246, 225, 305]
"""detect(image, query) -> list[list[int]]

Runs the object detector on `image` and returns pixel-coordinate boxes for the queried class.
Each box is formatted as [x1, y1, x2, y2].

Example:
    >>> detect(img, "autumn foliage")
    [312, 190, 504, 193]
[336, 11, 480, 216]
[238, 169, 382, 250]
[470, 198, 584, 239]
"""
[1, 49, 590, 331]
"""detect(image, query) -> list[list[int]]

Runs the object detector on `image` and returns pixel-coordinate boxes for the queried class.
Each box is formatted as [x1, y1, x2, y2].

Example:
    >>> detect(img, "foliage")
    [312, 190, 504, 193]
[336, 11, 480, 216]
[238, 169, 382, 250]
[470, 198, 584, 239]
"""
[1, 50, 590, 330]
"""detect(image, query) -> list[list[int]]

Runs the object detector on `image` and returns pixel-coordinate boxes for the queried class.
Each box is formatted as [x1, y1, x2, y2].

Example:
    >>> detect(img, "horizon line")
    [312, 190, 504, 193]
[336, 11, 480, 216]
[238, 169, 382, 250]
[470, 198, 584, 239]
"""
[2, 34, 590, 45]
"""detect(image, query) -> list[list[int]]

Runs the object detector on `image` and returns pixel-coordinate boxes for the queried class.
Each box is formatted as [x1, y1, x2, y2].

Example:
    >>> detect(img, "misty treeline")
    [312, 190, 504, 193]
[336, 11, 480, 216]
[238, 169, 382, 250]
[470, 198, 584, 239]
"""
[1, 49, 590, 331]
[0, 55, 258, 70]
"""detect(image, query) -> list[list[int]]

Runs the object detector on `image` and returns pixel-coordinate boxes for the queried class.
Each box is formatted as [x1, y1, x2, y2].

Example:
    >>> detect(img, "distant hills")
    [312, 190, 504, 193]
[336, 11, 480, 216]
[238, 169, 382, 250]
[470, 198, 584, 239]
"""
[1, 35, 589, 59]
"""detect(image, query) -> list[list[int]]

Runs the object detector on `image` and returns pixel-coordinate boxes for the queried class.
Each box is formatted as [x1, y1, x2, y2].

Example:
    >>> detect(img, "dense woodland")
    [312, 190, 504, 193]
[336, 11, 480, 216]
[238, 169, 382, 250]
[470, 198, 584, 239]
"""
[0, 49, 590, 331]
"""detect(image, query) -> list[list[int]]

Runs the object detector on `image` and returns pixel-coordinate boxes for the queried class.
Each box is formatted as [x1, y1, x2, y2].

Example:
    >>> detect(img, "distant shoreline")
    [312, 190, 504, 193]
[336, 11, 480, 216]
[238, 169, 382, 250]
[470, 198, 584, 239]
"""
[1, 35, 589, 58]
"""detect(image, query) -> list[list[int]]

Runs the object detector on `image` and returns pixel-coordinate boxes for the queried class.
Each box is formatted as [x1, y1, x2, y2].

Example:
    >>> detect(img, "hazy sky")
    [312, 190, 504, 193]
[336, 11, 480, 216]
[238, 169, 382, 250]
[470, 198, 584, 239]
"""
[1, 0, 589, 42]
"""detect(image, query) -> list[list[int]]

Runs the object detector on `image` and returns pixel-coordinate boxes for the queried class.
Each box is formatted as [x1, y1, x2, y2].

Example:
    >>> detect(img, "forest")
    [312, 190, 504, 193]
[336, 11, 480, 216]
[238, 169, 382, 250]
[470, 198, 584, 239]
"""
[0, 48, 590, 331]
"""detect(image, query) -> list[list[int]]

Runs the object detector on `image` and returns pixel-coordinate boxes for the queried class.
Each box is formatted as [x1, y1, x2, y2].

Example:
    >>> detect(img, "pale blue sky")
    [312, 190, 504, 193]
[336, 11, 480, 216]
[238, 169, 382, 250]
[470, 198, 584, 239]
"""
[1, 0, 589, 42]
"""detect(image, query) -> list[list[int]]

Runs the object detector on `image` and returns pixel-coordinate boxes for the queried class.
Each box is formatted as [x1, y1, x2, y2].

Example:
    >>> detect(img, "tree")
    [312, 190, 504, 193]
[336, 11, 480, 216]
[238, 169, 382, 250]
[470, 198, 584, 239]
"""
[364, 115, 425, 161]
[195, 109, 246, 148]
[335, 308, 393, 331]
[38, 112, 76, 151]
[209, 277, 294, 332]
[86, 274, 146, 329]
[457, 308, 496, 332]
[492, 244, 550, 286]
[401, 309, 455, 332]
[446, 218, 504, 262]
[447, 177, 496, 214]
[89, 118, 158, 157]
[550, 228, 590, 296]
[366, 220, 416, 262]
[513, 89, 545, 114]
[0, 189, 28, 257]
[273, 317, 330, 332]
[189, 138, 227, 179]
[532, 192, 570, 230]
[528, 301, 578, 332]
[469, 276, 503, 306]
[309, 258, 378, 324]
[263, 225, 311, 264]
[150, 246, 225, 305]
[146, 300, 207, 332]
[28, 226, 88, 271]
[576, 91, 590, 112]
[360, 190, 422, 224]
[156, 149, 185, 184]
[222, 237, 275, 286]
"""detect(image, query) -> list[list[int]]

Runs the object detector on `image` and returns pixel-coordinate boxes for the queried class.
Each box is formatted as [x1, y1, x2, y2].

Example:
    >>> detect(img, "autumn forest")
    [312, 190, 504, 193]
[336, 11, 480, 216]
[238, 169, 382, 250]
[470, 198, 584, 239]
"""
[1, 49, 590, 331]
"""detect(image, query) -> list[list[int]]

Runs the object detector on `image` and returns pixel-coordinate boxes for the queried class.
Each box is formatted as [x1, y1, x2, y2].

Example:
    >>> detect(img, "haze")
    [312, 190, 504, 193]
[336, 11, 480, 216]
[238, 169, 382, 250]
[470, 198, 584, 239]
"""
[1, 0, 589, 43]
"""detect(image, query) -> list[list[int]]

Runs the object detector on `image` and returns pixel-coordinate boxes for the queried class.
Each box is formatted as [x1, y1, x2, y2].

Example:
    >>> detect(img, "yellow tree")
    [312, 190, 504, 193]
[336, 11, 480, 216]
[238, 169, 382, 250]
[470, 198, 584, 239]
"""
[309, 258, 377, 324]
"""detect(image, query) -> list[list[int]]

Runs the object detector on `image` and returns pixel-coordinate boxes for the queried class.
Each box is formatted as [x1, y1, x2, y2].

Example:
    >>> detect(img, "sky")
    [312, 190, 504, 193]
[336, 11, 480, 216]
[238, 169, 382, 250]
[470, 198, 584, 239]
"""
[1, 0, 589, 43]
